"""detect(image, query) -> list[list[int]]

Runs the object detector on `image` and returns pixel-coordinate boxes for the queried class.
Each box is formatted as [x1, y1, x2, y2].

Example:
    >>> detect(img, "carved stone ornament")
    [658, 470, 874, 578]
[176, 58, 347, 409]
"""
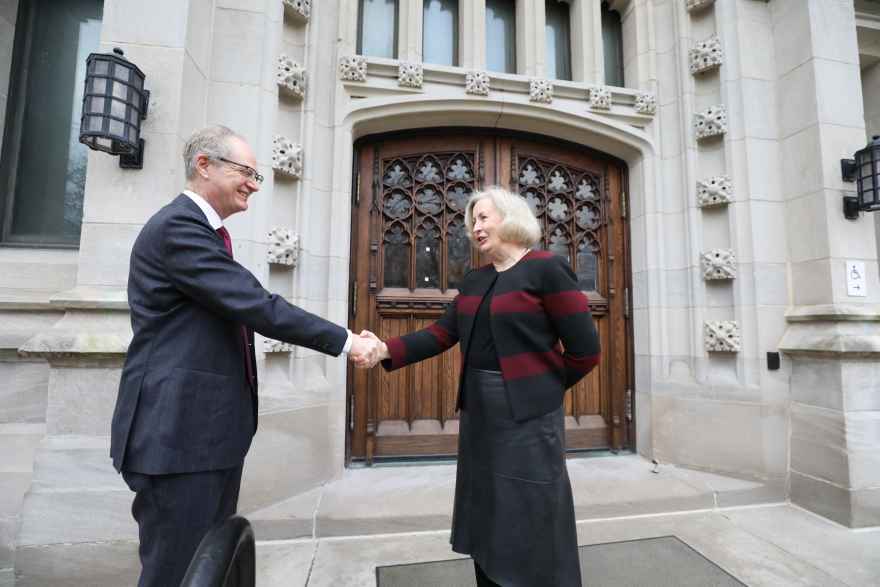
[465, 71, 490, 96]
[272, 135, 303, 179]
[282, 0, 310, 22]
[267, 227, 299, 267]
[686, 0, 715, 12]
[529, 79, 553, 103]
[701, 249, 737, 280]
[264, 338, 295, 353]
[338, 55, 367, 82]
[276, 54, 306, 99]
[398, 61, 423, 88]
[697, 175, 732, 207]
[694, 105, 727, 140]
[589, 86, 612, 110]
[634, 92, 656, 115]
[689, 35, 723, 75]
[704, 321, 741, 353]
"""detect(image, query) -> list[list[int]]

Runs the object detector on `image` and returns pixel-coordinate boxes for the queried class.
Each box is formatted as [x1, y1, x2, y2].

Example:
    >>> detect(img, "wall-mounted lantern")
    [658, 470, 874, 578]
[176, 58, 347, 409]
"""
[79, 48, 149, 169]
[841, 135, 880, 220]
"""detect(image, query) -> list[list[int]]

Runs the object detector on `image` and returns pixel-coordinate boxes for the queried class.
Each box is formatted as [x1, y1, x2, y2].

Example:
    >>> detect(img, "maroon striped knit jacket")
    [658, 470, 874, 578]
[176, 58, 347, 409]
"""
[381, 250, 601, 422]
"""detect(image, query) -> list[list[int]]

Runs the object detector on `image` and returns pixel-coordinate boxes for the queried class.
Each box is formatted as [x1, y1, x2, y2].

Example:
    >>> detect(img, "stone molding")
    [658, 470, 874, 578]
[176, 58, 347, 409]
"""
[465, 71, 490, 96]
[264, 338, 295, 353]
[339, 55, 367, 82]
[701, 249, 737, 280]
[697, 175, 732, 207]
[267, 227, 299, 267]
[529, 79, 553, 103]
[689, 35, 723, 75]
[686, 0, 715, 12]
[780, 305, 880, 358]
[634, 92, 656, 115]
[272, 135, 303, 179]
[704, 321, 741, 353]
[694, 105, 727, 140]
[589, 86, 612, 110]
[283, 0, 310, 22]
[277, 54, 306, 99]
[398, 61, 423, 88]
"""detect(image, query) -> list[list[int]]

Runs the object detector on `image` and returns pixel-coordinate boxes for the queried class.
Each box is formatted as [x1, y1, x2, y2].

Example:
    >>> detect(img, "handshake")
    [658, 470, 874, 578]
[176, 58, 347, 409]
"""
[348, 330, 389, 369]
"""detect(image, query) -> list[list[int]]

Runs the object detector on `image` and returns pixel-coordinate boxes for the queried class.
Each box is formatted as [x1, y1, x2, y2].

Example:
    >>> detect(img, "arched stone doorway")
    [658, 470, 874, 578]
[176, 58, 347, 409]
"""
[346, 128, 633, 462]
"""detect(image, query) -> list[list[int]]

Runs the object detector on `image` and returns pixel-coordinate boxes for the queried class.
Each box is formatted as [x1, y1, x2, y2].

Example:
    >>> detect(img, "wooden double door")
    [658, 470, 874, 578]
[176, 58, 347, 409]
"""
[348, 131, 633, 462]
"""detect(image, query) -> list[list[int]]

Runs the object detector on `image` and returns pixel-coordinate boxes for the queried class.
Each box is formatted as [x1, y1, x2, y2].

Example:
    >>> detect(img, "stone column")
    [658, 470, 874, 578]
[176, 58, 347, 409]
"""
[774, 0, 880, 528]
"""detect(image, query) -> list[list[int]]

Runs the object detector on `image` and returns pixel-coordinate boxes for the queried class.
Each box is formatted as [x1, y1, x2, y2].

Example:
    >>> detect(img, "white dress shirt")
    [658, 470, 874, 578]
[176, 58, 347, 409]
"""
[182, 189, 353, 353]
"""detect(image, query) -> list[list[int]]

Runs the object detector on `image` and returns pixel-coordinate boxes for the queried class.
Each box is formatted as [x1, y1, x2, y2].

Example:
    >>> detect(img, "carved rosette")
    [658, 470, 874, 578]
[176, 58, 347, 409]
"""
[634, 92, 656, 115]
[686, 0, 715, 12]
[267, 227, 299, 267]
[529, 79, 553, 103]
[588, 86, 612, 110]
[694, 105, 727, 140]
[701, 249, 737, 280]
[689, 35, 723, 75]
[465, 71, 490, 96]
[282, 0, 310, 22]
[264, 338, 295, 353]
[704, 321, 741, 353]
[272, 135, 303, 179]
[338, 55, 367, 82]
[697, 175, 732, 207]
[398, 62, 423, 88]
[276, 54, 306, 99]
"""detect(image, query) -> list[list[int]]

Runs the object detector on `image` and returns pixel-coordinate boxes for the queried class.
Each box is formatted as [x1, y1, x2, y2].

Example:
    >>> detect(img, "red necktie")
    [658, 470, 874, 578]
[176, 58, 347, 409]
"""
[216, 226, 256, 390]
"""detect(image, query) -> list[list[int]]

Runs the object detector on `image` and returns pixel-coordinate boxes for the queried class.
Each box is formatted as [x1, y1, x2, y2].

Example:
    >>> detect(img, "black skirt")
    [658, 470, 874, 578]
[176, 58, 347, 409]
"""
[451, 369, 582, 587]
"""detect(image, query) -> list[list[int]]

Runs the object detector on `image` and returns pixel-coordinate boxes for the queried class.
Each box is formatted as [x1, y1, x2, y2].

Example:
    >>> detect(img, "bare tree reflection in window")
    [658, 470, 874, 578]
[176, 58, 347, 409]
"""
[416, 218, 441, 288]
[486, 0, 516, 73]
[358, 0, 398, 58]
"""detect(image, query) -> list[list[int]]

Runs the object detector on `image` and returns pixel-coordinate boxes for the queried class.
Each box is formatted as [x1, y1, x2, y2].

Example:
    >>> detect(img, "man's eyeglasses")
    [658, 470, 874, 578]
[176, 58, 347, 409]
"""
[216, 157, 264, 185]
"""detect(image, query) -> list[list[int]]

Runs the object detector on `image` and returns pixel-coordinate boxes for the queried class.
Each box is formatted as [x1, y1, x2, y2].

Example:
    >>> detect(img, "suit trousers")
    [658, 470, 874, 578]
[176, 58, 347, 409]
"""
[123, 464, 244, 587]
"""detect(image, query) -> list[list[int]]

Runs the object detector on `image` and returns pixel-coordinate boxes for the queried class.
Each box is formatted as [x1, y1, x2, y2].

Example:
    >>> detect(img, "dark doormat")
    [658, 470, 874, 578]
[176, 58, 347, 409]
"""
[376, 536, 747, 586]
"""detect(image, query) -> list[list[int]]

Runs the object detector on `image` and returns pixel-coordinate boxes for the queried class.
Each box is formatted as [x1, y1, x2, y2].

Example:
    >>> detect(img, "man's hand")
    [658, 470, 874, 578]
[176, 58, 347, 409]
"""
[349, 330, 389, 368]
[349, 332, 380, 368]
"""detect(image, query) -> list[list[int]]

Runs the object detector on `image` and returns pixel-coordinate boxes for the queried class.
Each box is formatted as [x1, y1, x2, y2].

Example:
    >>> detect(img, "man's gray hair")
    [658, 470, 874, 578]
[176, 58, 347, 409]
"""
[182, 125, 243, 180]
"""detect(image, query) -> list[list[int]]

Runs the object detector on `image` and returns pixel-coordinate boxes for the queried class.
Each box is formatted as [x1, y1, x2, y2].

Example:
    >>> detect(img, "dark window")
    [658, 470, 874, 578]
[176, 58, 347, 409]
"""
[486, 0, 516, 74]
[545, 0, 571, 81]
[0, 0, 103, 246]
[358, 0, 399, 59]
[602, 1, 624, 87]
[423, 0, 459, 67]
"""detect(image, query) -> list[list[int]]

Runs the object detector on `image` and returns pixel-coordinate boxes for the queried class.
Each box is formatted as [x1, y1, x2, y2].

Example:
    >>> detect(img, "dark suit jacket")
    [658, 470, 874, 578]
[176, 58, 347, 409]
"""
[382, 250, 600, 421]
[111, 194, 348, 475]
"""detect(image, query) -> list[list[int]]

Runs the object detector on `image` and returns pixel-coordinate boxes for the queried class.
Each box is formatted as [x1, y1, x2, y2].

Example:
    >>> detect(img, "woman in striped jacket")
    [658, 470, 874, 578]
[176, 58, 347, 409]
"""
[367, 186, 601, 586]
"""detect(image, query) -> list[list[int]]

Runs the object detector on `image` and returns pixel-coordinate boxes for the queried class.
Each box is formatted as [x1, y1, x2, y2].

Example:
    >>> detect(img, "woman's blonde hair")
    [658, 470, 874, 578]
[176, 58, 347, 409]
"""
[464, 186, 542, 248]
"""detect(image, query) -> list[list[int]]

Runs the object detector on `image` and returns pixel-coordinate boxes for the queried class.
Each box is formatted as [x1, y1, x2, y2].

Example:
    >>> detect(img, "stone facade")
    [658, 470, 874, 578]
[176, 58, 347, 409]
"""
[2, 0, 880, 583]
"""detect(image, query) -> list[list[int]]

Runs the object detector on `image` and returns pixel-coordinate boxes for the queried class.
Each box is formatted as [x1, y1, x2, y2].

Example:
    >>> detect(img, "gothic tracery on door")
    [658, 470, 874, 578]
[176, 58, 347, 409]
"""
[349, 132, 632, 462]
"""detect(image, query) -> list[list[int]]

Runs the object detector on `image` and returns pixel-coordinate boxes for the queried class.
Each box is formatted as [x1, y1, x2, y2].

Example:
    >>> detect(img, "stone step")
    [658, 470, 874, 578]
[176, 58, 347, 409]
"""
[0, 423, 44, 580]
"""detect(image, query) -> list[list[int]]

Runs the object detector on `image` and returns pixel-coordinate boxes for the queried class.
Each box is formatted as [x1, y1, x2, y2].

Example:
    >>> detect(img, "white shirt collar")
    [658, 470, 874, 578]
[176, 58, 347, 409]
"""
[183, 190, 223, 230]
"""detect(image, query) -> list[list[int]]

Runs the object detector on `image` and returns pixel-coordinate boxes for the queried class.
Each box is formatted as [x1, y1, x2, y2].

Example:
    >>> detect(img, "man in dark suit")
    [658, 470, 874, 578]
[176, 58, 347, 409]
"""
[110, 125, 379, 586]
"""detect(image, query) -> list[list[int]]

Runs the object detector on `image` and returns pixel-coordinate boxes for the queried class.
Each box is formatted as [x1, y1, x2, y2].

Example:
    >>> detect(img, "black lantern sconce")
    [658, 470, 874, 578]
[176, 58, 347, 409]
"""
[841, 135, 880, 220]
[78, 48, 149, 169]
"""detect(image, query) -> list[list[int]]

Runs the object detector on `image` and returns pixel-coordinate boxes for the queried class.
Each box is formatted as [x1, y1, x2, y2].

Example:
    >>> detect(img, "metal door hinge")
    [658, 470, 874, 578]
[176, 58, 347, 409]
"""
[620, 191, 627, 219]
[349, 398, 355, 431]
[351, 280, 358, 317]
[625, 388, 633, 422]
[355, 177, 361, 206]
[624, 287, 630, 319]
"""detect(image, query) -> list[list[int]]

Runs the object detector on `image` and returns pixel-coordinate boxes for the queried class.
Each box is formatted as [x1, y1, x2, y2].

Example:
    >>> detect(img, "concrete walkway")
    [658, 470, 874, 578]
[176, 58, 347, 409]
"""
[9, 451, 880, 586]
[259, 504, 880, 586]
